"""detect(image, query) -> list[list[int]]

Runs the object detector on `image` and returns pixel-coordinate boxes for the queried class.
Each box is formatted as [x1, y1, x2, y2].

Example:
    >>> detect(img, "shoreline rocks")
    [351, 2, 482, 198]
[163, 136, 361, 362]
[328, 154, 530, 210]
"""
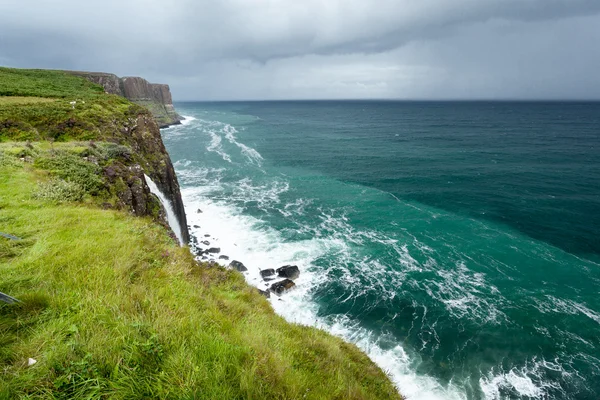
[270, 279, 296, 296]
[229, 260, 248, 272]
[277, 265, 300, 280]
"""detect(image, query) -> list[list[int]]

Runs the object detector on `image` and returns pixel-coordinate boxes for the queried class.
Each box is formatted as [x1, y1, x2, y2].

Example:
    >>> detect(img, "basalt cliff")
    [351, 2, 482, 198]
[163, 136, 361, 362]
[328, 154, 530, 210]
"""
[67, 71, 182, 128]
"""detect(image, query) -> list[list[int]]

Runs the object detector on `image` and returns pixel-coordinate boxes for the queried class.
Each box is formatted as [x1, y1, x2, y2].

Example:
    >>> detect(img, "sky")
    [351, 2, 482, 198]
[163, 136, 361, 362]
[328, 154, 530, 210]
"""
[1, 0, 600, 100]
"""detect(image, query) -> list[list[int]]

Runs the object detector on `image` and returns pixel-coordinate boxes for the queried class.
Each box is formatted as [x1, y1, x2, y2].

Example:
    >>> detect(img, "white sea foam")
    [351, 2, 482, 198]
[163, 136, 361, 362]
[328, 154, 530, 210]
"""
[223, 124, 264, 166]
[206, 129, 232, 163]
[479, 358, 567, 400]
[180, 115, 197, 125]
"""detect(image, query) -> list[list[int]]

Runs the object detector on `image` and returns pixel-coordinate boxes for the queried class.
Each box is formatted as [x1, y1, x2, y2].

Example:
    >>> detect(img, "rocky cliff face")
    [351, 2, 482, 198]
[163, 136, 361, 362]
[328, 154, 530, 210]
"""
[63, 70, 188, 244]
[68, 71, 182, 128]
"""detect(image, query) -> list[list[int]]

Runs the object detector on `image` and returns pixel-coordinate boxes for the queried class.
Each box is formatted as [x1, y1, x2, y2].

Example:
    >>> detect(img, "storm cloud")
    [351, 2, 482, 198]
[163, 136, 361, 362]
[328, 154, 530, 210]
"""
[1, 0, 599, 100]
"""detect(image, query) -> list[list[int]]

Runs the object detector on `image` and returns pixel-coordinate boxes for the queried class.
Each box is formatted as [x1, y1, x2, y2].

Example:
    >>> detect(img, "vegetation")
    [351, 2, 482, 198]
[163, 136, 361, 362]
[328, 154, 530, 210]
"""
[0, 67, 401, 399]
[0, 67, 144, 142]
[0, 157, 400, 400]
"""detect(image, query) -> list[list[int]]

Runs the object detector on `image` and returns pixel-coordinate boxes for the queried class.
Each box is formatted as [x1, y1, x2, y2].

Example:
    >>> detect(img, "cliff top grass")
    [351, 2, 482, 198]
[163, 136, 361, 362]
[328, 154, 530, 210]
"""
[1, 67, 145, 142]
[0, 154, 400, 400]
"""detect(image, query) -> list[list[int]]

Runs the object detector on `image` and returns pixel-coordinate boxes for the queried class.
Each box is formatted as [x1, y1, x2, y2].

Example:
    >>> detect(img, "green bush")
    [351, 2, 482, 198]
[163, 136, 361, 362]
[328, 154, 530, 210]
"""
[34, 179, 86, 202]
[34, 151, 103, 195]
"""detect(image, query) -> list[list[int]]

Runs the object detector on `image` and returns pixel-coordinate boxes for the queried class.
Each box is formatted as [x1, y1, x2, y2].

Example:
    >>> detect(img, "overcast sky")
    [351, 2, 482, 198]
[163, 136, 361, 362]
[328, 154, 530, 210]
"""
[1, 0, 600, 100]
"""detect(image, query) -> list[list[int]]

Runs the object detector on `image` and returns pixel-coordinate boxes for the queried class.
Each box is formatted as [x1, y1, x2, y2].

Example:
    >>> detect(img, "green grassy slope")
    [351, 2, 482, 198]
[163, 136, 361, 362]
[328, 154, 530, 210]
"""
[0, 67, 144, 142]
[0, 68, 402, 399]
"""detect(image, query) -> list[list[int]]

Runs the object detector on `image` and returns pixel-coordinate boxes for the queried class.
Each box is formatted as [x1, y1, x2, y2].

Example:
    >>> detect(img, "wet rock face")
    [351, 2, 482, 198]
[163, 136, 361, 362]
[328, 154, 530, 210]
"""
[260, 269, 276, 280]
[277, 265, 300, 280]
[270, 279, 296, 296]
[229, 260, 248, 272]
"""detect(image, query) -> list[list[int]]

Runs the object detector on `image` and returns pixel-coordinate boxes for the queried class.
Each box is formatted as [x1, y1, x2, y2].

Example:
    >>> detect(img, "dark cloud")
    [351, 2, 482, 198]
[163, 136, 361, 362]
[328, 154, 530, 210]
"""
[1, 0, 599, 99]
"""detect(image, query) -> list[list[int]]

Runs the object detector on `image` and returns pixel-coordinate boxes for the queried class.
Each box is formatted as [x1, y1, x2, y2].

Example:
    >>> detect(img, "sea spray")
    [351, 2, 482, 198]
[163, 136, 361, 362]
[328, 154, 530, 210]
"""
[144, 174, 184, 246]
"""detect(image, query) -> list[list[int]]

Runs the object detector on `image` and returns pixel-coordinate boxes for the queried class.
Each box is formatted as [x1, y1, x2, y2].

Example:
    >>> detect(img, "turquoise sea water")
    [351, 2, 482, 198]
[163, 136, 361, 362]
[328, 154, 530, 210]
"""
[161, 101, 600, 400]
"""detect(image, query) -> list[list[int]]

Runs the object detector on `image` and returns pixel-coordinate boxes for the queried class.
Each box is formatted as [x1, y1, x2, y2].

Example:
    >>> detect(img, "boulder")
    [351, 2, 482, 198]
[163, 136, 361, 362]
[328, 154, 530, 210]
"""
[269, 279, 296, 296]
[197, 209, 203, 213]
[229, 260, 248, 272]
[219, 255, 230, 260]
[258, 289, 271, 298]
[260, 269, 276, 280]
[204, 234, 210, 237]
[277, 265, 300, 280]
[201, 240, 210, 246]
[193, 225, 200, 228]
[206, 247, 220, 254]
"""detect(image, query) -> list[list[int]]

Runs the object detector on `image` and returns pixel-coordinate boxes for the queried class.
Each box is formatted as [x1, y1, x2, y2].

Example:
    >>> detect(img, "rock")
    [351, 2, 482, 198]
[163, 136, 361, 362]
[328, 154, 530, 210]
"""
[229, 260, 248, 272]
[258, 289, 270, 298]
[206, 247, 220, 254]
[27, 358, 37, 367]
[269, 279, 296, 296]
[260, 269, 276, 280]
[201, 240, 210, 246]
[277, 265, 300, 280]
[219, 255, 230, 260]
[193, 225, 200, 228]
[204, 234, 210, 237]
[197, 209, 203, 213]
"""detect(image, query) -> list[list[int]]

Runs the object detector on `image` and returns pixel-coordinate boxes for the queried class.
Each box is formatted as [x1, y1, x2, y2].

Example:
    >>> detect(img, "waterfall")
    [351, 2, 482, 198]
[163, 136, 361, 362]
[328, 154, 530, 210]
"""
[144, 174, 184, 246]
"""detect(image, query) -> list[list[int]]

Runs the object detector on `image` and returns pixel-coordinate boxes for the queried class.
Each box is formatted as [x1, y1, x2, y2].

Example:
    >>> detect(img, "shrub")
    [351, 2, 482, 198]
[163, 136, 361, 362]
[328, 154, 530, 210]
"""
[34, 179, 86, 202]
[34, 151, 103, 195]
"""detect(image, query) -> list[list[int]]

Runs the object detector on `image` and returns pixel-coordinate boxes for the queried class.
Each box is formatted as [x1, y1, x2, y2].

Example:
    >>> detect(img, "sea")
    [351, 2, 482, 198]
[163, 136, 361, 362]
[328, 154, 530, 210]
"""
[160, 101, 600, 400]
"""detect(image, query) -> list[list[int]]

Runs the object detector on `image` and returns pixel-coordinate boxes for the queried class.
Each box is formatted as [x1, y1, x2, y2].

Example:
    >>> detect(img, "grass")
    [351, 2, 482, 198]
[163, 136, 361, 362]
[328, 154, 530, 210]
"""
[0, 161, 400, 400]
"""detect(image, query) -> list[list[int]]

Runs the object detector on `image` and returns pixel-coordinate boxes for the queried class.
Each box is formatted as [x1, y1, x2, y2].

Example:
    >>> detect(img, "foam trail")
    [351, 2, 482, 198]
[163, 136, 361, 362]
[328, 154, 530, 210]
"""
[144, 174, 184, 246]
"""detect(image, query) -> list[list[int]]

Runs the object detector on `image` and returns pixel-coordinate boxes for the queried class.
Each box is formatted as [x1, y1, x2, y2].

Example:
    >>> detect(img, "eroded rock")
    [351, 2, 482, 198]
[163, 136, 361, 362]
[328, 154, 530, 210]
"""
[229, 260, 248, 272]
[260, 269, 276, 280]
[277, 265, 300, 280]
[269, 279, 296, 296]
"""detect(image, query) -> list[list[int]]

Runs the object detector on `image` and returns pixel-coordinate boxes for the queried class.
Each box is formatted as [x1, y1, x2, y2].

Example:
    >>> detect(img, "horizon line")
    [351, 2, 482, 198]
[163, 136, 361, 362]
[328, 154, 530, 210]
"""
[174, 98, 600, 103]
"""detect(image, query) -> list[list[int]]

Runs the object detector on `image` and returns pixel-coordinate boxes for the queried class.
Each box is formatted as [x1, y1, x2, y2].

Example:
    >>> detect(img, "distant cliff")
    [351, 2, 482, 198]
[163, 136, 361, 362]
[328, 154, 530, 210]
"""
[67, 71, 182, 128]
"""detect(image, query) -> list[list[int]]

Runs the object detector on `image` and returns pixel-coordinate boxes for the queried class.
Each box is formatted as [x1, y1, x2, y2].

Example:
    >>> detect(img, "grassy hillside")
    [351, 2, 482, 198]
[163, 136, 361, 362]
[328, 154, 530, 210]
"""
[0, 68, 401, 399]
[0, 67, 143, 142]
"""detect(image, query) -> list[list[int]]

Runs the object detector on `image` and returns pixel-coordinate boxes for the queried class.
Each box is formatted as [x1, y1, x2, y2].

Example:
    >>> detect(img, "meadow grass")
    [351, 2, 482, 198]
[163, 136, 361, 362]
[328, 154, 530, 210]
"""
[0, 160, 401, 399]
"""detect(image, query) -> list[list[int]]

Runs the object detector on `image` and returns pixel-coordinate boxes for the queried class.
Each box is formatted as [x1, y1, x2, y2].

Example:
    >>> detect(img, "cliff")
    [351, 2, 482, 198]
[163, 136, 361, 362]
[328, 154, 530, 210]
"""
[0, 67, 188, 244]
[67, 71, 182, 128]
[0, 67, 401, 399]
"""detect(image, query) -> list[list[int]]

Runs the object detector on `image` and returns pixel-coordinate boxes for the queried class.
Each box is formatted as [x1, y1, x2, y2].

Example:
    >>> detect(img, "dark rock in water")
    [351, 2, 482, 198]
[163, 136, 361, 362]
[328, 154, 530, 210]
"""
[197, 209, 203, 213]
[201, 240, 210, 246]
[270, 279, 296, 296]
[258, 289, 270, 298]
[201, 256, 208, 260]
[229, 260, 248, 272]
[204, 234, 210, 237]
[193, 225, 200, 228]
[277, 265, 300, 280]
[219, 255, 230, 260]
[206, 247, 220, 254]
[260, 269, 276, 280]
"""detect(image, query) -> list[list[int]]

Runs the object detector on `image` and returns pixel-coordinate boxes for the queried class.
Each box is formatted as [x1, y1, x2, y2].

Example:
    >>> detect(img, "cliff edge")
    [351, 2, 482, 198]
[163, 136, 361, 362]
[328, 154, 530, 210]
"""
[67, 71, 182, 128]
